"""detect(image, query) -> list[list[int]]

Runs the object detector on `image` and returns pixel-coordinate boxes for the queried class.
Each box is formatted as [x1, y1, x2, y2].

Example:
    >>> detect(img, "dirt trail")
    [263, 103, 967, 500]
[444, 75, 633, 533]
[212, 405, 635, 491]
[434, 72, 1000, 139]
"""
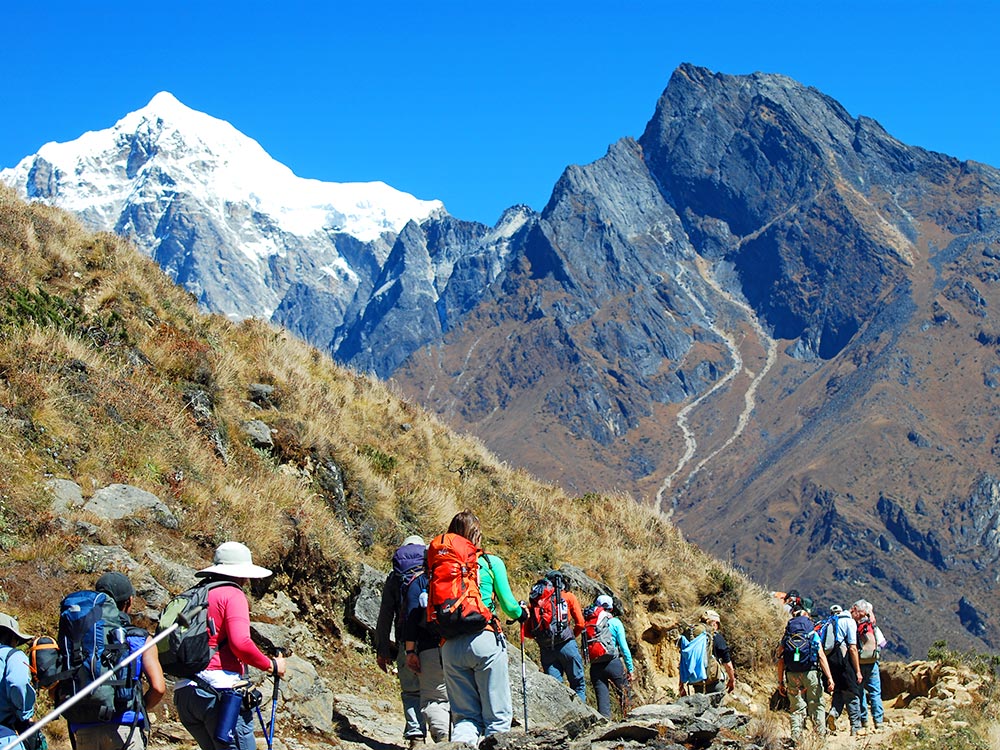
[814, 703, 924, 749]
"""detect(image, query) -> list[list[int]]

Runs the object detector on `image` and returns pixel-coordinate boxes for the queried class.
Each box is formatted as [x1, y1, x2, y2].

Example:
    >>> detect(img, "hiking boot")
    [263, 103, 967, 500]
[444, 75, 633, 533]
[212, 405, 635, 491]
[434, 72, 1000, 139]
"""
[826, 714, 837, 732]
[407, 737, 424, 750]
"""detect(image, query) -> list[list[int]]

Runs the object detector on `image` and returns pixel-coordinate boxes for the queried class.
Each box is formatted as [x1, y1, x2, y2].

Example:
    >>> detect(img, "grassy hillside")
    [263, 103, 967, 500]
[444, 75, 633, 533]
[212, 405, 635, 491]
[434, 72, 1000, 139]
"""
[0, 186, 783, 705]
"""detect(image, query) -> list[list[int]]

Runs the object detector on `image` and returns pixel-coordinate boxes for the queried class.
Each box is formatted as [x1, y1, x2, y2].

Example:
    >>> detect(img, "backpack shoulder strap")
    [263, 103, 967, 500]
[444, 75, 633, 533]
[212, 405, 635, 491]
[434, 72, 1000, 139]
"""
[480, 551, 494, 574]
[0, 645, 15, 683]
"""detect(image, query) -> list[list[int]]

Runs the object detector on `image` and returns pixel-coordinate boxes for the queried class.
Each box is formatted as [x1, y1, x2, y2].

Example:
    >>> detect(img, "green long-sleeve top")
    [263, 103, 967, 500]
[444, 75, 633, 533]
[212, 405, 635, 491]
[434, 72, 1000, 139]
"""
[479, 553, 524, 621]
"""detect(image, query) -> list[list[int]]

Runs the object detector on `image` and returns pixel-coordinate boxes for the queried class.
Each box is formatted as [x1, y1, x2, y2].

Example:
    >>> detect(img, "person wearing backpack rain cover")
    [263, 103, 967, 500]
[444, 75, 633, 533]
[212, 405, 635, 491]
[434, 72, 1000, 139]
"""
[678, 610, 735, 695]
[775, 597, 834, 743]
[173, 542, 288, 750]
[0, 612, 37, 750]
[400, 540, 451, 744]
[66, 572, 166, 750]
[375, 535, 430, 748]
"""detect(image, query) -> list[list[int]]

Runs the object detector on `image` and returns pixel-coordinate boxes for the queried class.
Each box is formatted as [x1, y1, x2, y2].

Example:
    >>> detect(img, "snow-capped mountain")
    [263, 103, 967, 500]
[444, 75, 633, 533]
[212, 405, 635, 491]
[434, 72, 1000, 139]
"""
[0, 92, 444, 321]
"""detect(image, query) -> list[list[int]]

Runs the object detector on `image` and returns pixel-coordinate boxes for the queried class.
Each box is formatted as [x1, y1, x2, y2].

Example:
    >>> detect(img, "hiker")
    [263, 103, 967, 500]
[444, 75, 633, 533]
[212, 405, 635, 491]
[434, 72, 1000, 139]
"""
[775, 597, 834, 743]
[524, 571, 586, 702]
[173, 542, 288, 750]
[585, 595, 634, 719]
[66, 572, 166, 749]
[430, 510, 526, 747]
[400, 543, 451, 743]
[678, 610, 736, 695]
[375, 535, 430, 747]
[852, 599, 885, 731]
[824, 599, 863, 736]
[0, 613, 37, 750]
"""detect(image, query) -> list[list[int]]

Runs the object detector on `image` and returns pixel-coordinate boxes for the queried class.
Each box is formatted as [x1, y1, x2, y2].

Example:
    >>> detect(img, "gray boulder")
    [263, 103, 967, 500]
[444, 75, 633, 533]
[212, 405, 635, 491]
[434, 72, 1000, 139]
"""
[45, 478, 84, 513]
[349, 563, 389, 639]
[70, 544, 171, 609]
[84, 483, 178, 529]
[266, 654, 335, 736]
[333, 693, 403, 745]
[242, 419, 274, 449]
[507, 641, 602, 735]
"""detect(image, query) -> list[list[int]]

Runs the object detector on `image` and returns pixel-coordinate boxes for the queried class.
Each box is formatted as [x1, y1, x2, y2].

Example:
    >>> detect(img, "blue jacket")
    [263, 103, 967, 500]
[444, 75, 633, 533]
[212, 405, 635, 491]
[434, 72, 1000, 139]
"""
[0, 646, 36, 727]
[607, 618, 634, 673]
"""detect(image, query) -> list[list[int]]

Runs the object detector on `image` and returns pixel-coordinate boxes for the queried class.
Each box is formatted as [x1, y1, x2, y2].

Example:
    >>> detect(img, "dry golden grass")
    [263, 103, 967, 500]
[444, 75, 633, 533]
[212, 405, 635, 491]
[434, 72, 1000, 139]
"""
[0, 186, 785, 703]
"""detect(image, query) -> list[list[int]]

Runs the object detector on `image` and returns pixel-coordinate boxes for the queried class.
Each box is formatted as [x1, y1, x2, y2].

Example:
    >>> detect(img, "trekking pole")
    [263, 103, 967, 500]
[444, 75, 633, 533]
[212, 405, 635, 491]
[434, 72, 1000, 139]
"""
[519, 623, 528, 731]
[266, 648, 284, 750]
[1, 618, 186, 750]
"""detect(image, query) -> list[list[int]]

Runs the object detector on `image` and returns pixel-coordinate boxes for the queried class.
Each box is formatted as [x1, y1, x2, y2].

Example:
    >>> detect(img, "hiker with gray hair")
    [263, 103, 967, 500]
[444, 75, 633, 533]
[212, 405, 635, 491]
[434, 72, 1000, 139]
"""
[852, 598, 886, 733]
[0, 613, 37, 750]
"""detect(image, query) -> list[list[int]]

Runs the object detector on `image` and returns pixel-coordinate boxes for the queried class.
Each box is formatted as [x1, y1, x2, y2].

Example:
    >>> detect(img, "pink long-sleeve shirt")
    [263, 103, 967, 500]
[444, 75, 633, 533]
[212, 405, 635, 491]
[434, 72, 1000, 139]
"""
[205, 583, 272, 674]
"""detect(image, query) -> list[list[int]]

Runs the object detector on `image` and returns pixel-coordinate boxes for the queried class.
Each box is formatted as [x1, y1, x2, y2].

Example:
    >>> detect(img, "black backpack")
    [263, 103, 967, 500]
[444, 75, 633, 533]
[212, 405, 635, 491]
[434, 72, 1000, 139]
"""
[781, 614, 819, 672]
[156, 580, 240, 678]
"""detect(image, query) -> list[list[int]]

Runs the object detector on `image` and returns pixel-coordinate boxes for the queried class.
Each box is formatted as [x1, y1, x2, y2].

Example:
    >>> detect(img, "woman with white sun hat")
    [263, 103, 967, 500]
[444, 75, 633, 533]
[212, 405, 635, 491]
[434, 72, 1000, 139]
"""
[173, 542, 288, 750]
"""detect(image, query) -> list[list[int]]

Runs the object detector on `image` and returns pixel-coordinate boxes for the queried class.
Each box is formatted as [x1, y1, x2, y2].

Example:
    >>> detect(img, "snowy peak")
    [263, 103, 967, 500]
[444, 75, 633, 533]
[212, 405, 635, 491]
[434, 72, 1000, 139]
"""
[1, 92, 444, 242]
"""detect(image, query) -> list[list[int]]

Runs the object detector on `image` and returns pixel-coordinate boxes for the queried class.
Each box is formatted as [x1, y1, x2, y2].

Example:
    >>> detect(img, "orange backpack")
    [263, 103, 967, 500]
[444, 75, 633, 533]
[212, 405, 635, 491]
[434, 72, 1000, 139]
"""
[426, 533, 496, 639]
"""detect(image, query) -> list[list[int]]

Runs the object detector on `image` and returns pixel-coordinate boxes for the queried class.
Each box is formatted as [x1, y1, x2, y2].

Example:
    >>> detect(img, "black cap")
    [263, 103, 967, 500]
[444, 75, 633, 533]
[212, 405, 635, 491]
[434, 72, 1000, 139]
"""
[95, 572, 135, 607]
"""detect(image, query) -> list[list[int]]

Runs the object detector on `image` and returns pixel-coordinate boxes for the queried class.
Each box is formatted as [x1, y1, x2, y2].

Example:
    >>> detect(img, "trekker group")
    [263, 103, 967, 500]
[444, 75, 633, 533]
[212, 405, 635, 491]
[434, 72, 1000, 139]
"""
[773, 591, 887, 744]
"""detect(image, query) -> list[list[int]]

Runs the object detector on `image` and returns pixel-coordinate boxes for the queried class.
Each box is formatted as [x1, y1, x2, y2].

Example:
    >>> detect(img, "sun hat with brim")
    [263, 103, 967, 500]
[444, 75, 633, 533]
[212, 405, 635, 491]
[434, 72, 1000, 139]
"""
[596, 594, 614, 611]
[196, 542, 272, 579]
[703, 609, 721, 624]
[0, 613, 32, 644]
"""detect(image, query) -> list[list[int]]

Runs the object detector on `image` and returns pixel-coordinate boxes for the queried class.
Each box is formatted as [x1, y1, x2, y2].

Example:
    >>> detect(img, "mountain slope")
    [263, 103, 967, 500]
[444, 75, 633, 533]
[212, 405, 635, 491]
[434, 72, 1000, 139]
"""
[0, 186, 784, 715]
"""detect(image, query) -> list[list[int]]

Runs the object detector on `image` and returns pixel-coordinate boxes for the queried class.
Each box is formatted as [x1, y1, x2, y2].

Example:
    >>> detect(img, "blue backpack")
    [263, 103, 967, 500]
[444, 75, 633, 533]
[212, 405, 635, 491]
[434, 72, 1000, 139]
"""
[55, 591, 141, 723]
[781, 615, 819, 672]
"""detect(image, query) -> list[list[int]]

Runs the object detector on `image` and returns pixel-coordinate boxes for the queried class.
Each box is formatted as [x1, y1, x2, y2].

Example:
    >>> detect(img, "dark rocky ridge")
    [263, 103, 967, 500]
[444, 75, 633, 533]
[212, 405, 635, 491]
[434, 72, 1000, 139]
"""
[384, 65, 1000, 659]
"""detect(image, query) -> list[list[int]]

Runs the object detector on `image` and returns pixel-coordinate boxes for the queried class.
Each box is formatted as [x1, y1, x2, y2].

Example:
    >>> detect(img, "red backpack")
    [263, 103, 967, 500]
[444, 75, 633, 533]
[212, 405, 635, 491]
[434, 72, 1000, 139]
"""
[527, 577, 574, 648]
[583, 605, 619, 663]
[426, 533, 496, 639]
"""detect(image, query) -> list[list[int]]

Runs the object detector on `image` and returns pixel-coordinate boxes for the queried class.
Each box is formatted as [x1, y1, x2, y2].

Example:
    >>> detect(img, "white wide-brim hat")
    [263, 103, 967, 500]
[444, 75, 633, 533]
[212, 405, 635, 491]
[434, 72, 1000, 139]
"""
[196, 541, 272, 579]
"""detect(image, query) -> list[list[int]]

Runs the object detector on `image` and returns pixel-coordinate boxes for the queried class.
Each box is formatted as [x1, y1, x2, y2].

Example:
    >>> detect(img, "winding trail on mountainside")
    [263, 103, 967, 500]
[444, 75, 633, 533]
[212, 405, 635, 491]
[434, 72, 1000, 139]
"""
[656, 257, 776, 519]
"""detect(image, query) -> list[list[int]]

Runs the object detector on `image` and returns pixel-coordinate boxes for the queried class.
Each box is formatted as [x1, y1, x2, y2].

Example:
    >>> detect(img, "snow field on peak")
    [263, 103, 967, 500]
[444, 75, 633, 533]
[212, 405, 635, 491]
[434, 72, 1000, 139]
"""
[1, 91, 444, 247]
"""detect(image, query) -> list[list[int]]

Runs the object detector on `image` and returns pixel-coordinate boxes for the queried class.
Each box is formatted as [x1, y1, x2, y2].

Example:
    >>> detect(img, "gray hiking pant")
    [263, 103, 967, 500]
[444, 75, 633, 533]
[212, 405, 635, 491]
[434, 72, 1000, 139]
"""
[397, 647, 425, 739]
[441, 628, 512, 746]
[175, 683, 255, 750]
[415, 646, 451, 742]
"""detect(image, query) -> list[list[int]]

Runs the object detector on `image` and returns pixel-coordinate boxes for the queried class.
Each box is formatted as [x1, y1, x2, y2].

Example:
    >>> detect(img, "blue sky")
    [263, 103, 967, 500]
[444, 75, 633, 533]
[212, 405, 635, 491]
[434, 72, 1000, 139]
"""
[3, 1, 997, 226]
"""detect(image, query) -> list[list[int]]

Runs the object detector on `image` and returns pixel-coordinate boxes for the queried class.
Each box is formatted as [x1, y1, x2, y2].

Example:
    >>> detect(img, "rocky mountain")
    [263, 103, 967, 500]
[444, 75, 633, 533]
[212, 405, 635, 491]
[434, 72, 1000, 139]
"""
[6, 67, 1000, 659]
[0, 91, 442, 326]
[389, 65, 1000, 660]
